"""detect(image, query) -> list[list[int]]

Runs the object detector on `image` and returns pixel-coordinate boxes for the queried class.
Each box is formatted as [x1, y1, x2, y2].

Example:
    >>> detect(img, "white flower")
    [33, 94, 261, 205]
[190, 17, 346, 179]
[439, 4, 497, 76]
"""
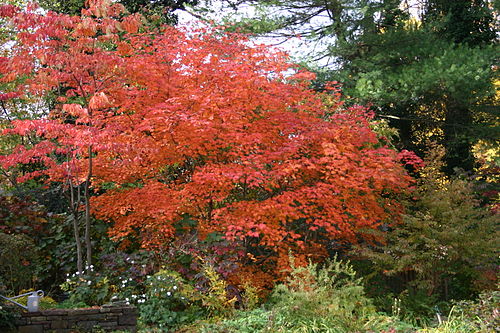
[167, 292, 171, 296]
[125, 298, 129, 302]
[131, 261, 135, 264]
[173, 286, 178, 290]
[87, 281, 91, 285]
[66, 279, 70, 282]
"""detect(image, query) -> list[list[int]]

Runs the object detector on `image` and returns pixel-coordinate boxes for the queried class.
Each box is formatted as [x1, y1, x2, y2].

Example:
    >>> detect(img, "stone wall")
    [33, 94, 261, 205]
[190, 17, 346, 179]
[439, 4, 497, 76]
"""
[14, 305, 137, 332]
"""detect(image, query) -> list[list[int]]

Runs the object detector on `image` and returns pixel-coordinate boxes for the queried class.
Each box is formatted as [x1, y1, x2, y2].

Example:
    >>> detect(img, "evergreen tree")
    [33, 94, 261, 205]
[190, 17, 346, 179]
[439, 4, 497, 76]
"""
[214, 0, 499, 174]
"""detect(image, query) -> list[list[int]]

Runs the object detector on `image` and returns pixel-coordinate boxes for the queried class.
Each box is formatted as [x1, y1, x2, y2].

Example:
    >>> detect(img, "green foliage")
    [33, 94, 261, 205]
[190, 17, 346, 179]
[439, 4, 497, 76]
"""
[220, 2, 288, 35]
[0, 232, 39, 293]
[240, 281, 260, 310]
[358, 146, 499, 299]
[210, 0, 499, 173]
[389, 290, 443, 327]
[37, 0, 86, 15]
[198, 308, 282, 333]
[59, 250, 155, 307]
[417, 308, 478, 333]
[424, 0, 497, 46]
[199, 263, 236, 318]
[267, 257, 385, 332]
[200, 257, 404, 333]
[60, 268, 110, 306]
[0, 185, 116, 293]
[452, 289, 500, 333]
[0, 304, 17, 330]
[351, 35, 496, 106]
[55, 299, 89, 309]
[138, 269, 201, 331]
[344, 28, 498, 173]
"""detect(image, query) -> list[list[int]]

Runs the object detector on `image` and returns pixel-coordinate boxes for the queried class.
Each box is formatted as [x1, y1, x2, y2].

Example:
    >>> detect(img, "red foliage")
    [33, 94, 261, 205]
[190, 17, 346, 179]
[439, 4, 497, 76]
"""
[0, 1, 413, 281]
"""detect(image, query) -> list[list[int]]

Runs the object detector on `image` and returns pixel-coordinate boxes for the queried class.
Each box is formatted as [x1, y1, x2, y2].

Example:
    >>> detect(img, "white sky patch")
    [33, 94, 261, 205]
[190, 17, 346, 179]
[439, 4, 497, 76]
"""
[175, 1, 423, 68]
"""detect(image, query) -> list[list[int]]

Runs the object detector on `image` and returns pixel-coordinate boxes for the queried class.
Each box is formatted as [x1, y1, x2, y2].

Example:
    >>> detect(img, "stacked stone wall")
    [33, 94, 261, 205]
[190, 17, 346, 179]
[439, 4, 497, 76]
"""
[13, 305, 137, 332]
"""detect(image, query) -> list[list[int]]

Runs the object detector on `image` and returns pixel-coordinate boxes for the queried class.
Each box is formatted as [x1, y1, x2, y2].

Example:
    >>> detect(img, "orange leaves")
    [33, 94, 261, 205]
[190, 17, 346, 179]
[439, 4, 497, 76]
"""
[83, 0, 125, 18]
[117, 41, 134, 56]
[119, 14, 142, 34]
[0, 4, 19, 18]
[74, 17, 98, 37]
[88, 92, 111, 110]
[92, 181, 179, 245]
[0, 1, 416, 284]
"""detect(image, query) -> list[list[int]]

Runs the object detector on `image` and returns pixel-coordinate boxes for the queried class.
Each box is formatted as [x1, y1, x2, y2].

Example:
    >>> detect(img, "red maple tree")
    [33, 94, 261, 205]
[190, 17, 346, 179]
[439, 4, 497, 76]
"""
[0, 0, 415, 282]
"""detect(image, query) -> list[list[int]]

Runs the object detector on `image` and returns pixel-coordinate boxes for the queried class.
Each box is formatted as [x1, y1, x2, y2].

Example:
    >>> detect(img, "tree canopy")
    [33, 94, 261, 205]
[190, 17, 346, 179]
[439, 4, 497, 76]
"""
[0, 0, 417, 281]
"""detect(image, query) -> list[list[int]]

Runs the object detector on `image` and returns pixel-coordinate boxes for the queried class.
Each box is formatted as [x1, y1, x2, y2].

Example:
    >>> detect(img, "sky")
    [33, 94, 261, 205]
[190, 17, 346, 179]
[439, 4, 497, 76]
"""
[174, 1, 423, 68]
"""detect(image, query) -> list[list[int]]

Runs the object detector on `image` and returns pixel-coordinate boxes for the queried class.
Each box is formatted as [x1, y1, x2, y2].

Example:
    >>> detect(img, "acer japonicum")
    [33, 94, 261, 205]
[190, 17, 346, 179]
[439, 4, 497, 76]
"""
[0, 1, 417, 283]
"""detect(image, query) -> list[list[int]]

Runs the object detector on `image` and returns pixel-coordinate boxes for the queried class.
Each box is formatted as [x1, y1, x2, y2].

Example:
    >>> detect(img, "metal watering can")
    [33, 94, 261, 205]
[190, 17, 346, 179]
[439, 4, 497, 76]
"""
[0, 290, 44, 312]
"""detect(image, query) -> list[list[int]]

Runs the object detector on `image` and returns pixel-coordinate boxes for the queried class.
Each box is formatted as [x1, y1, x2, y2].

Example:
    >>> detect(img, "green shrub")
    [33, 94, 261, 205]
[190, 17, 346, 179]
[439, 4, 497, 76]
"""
[0, 232, 39, 293]
[60, 268, 111, 306]
[200, 256, 407, 333]
[0, 304, 17, 330]
[451, 289, 500, 332]
[198, 263, 237, 318]
[199, 308, 285, 333]
[390, 290, 444, 327]
[138, 269, 202, 331]
[417, 307, 478, 333]
[268, 257, 378, 331]
[358, 147, 498, 303]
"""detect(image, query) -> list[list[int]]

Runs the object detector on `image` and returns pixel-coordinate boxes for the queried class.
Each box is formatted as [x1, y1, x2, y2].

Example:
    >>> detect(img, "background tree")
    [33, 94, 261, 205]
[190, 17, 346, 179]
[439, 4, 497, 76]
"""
[358, 145, 498, 300]
[213, 0, 499, 174]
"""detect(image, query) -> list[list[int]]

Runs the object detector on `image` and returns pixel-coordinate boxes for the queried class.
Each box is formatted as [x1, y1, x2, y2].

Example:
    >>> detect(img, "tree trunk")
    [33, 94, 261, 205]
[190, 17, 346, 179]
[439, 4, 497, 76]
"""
[69, 181, 84, 275]
[84, 145, 93, 268]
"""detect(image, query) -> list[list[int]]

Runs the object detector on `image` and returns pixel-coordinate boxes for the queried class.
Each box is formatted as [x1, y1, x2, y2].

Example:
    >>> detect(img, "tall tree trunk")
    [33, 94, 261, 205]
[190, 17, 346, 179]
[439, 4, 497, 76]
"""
[69, 181, 84, 274]
[84, 145, 93, 267]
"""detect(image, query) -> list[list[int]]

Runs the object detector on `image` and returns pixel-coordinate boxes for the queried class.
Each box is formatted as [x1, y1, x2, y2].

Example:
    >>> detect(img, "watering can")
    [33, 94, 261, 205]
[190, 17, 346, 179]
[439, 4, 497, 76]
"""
[0, 290, 44, 312]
